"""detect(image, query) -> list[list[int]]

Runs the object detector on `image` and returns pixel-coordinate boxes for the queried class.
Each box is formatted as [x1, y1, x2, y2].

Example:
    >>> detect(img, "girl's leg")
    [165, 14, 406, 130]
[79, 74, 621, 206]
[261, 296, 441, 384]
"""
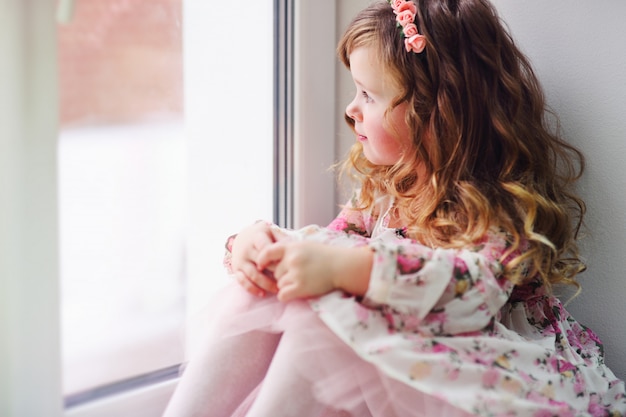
[243, 304, 375, 417]
[244, 326, 327, 417]
[163, 330, 281, 417]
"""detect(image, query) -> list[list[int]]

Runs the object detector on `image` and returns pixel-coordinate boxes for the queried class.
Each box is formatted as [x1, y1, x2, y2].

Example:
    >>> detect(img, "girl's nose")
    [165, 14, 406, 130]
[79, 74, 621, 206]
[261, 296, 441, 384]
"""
[345, 99, 361, 122]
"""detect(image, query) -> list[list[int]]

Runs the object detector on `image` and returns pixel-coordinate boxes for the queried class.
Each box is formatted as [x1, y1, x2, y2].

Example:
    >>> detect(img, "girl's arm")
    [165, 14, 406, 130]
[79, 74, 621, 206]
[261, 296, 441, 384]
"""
[362, 231, 517, 336]
[331, 246, 373, 296]
[261, 225, 517, 336]
[256, 240, 373, 301]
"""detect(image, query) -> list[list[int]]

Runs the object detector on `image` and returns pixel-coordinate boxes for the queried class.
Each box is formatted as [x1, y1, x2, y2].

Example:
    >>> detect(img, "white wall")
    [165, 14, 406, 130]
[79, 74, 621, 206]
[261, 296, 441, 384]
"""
[492, 0, 626, 382]
[335, 0, 626, 380]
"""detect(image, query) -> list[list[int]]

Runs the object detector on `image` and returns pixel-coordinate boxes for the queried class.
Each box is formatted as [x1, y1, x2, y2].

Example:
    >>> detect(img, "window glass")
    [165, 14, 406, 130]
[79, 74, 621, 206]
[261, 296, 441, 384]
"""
[58, 0, 186, 396]
[58, 0, 276, 401]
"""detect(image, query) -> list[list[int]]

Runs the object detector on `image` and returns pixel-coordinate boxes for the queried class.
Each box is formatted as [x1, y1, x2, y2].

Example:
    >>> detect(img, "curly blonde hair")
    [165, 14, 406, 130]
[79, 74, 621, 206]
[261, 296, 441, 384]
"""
[338, 0, 586, 290]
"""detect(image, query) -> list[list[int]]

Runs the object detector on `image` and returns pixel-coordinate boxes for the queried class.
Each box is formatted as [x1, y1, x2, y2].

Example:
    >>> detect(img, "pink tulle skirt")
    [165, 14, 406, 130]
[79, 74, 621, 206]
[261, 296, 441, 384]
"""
[200, 282, 473, 417]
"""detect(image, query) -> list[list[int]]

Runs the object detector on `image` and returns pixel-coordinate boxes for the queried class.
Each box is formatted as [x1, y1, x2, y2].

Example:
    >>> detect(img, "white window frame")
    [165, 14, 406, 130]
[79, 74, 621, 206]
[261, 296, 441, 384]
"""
[0, 1, 63, 416]
[0, 0, 337, 416]
[292, 0, 338, 228]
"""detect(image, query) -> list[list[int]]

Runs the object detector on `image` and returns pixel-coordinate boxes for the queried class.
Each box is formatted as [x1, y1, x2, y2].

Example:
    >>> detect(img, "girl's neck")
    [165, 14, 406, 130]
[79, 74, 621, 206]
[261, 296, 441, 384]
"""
[387, 206, 404, 229]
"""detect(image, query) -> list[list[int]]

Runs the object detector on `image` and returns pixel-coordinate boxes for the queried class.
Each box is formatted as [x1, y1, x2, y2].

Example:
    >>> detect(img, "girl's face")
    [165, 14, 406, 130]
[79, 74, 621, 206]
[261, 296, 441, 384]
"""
[345, 46, 411, 166]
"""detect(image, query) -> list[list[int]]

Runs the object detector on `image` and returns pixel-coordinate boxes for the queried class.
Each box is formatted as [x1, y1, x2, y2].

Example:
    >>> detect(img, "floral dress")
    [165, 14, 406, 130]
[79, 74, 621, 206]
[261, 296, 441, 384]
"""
[222, 194, 626, 417]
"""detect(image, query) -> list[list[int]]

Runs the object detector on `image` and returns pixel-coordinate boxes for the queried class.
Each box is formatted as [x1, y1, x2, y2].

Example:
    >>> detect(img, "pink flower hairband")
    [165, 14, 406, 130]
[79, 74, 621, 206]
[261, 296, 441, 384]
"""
[389, 0, 427, 54]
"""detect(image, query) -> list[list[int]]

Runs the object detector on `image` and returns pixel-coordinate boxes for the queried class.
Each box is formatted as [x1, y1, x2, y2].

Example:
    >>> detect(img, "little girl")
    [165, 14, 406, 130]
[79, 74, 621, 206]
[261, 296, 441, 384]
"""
[164, 0, 626, 416]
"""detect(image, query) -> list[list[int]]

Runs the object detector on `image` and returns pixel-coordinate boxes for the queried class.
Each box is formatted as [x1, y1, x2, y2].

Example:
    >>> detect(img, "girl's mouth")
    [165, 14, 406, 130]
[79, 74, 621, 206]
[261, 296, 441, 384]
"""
[357, 135, 367, 142]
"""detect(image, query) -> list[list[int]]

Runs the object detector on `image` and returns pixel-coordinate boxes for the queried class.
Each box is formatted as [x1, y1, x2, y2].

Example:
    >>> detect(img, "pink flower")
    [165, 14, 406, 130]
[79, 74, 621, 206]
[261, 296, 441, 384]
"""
[327, 217, 348, 232]
[586, 327, 604, 346]
[518, 370, 534, 383]
[390, 0, 407, 11]
[573, 373, 586, 396]
[431, 342, 455, 354]
[548, 356, 576, 374]
[396, 10, 415, 27]
[401, 313, 421, 330]
[447, 368, 460, 381]
[405, 34, 427, 53]
[454, 257, 469, 275]
[482, 368, 500, 388]
[389, 0, 426, 55]
[394, 1, 417, 15]
[526, 390, 547, 403]
[354, 303, 370, 322]
[397, 253, 424, 274]
[427, 310, 448, 326]
[402, 23, 419, 37]
[587, 394, 605, 417]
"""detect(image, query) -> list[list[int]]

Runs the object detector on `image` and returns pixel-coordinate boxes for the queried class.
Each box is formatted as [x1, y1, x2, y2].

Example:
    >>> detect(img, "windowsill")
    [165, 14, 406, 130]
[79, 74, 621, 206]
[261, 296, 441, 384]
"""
[64, 378, 178, 417]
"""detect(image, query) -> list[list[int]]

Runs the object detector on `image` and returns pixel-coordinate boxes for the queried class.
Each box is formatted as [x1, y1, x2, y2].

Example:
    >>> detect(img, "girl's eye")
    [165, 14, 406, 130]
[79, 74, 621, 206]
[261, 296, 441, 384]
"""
[361, 91, 373, 103]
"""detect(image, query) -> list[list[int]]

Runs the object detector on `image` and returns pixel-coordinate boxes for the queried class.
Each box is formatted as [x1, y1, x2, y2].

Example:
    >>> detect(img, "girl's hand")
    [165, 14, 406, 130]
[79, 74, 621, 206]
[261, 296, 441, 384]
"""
[231, 221, 284, 297]
[256, 241, 373, 302]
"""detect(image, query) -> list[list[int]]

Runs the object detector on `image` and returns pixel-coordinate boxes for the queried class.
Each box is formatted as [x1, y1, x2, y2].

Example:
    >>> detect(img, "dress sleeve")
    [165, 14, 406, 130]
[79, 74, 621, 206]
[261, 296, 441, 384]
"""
[326, 192, 371, 237]
[222, 220, 273, 274]
[363, 231, 516, 336]
[222, 233, 237, 274]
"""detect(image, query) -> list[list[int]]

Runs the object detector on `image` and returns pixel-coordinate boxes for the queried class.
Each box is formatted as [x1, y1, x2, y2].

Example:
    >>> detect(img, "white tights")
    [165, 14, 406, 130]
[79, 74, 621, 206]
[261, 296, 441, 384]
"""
[162, 326, 345, 417]
[244, 328, 329, 417]
[162, 329, 276, 417]
[162, 285, 473, 417]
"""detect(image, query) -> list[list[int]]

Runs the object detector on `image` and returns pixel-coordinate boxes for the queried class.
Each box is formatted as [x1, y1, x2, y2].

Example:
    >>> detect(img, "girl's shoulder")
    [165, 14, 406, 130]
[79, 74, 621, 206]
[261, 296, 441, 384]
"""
[329, 189, 392, 237]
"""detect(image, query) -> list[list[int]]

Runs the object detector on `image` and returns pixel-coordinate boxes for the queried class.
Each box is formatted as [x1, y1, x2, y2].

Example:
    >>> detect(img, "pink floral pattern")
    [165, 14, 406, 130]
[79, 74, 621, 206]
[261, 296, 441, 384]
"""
[312, 193, 626, 416]
[222, 233, 237, 274]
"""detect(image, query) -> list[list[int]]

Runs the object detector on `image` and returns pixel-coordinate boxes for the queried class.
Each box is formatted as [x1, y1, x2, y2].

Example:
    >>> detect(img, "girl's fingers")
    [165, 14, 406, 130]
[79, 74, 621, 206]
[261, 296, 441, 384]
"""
[256, 242, 286, 271]
[233, 270, 265, 297]
[276, 273, 304, 302]
[237, 263, 278, 296]
[257, 273, 279, 294]
[252, 230, 274, 251]
[269, 227, 289, 242]
[277, 281, 298, 302]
